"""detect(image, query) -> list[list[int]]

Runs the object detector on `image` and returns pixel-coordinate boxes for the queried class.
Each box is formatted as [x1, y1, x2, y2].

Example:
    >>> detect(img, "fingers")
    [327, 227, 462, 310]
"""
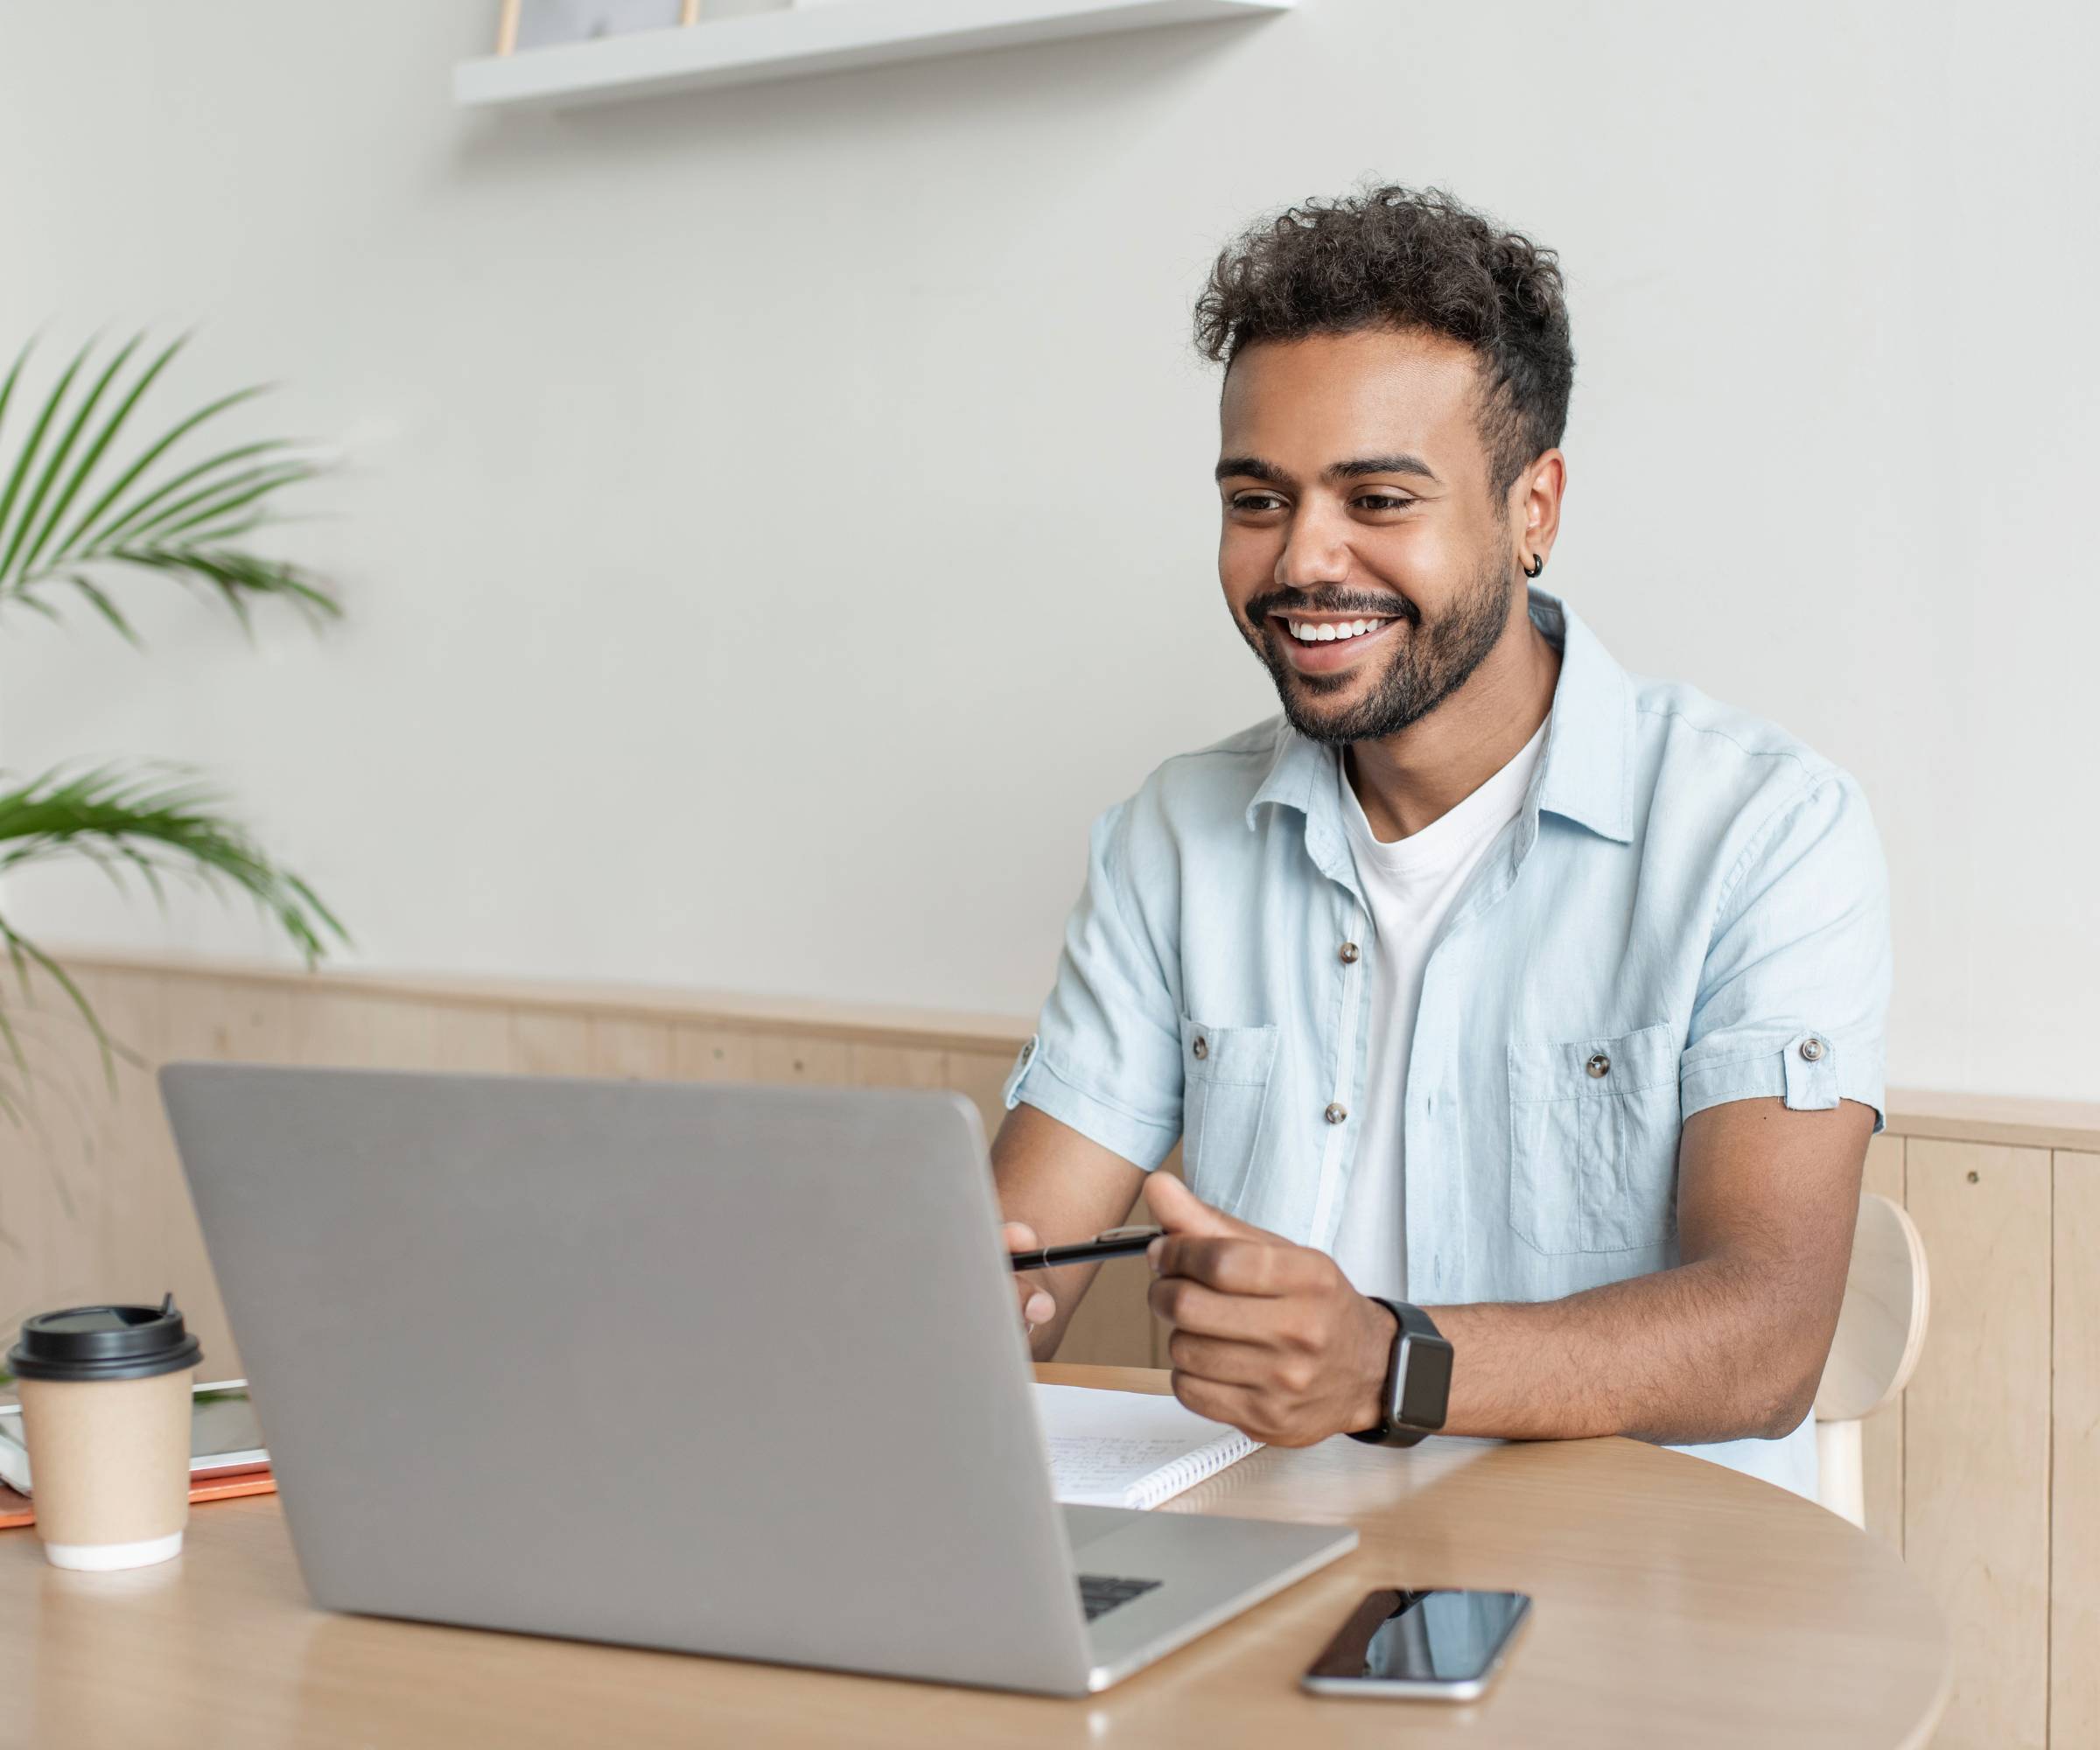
[1148, 1274, 1278, 1341]
[1151, 1233, 1304, 1295]
[1168, 1370, 1263, 1432]
[1165, 1328, 1271, 1387]
[1003, 1222, 1054, 1327]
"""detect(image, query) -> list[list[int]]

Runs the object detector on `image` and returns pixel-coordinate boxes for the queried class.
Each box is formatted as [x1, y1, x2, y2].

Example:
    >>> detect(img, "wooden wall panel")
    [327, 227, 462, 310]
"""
[2054, 1150, 2099, 1750]
[943, 1047, 1018, 1144]
[1858, 1133, 1906, 1556]
[669, 1025, 757, 1082]
[290, 992, 442, 1069]
[752, 1034, 850, 1086]
[586, 1018, 672, 1081]
[156, 970, 298, 1379]
[1905, 1139, 2052, 1750]
[509, 1011, 593, 1076]
[70, 970, 173, 1346]
[848, 1044, 946, 1089]
[423, 1004, 516, 1073]
[1, 969, 140, 1343]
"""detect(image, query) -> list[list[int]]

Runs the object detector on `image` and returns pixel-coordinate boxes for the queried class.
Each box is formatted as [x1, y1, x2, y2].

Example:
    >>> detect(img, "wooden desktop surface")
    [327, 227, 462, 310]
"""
[0, 1364, 1947, 1748]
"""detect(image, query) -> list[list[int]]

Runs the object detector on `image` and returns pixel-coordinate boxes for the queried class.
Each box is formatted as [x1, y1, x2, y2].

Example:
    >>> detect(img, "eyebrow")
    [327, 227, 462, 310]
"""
[1214, 453, 1442, 486]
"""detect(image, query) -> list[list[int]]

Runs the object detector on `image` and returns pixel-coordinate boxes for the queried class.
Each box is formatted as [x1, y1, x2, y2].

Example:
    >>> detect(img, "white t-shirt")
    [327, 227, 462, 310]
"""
[1328, 718, 1550, 1300]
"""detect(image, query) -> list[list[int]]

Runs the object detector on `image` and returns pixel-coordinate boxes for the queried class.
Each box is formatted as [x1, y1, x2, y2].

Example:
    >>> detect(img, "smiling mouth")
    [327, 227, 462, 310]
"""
[1264, 606, 1410, 643]
[1274, 613, 1396, 644]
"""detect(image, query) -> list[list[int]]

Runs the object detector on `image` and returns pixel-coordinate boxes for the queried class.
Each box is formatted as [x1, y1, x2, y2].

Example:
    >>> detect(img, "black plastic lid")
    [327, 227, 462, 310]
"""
[7, 1292, 202, 1382]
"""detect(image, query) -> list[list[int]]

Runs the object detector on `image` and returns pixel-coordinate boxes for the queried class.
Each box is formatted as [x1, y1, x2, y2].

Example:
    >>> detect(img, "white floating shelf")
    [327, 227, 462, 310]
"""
[455, 0, 1294, 110]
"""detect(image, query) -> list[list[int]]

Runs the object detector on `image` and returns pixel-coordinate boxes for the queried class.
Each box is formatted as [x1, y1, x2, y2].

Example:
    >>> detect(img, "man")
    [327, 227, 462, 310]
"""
[994, 185, 1889, 1497]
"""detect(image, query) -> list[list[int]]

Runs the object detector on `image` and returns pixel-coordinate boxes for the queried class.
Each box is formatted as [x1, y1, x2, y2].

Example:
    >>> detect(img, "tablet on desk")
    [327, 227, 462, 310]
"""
[0, 1377, 267, 1496]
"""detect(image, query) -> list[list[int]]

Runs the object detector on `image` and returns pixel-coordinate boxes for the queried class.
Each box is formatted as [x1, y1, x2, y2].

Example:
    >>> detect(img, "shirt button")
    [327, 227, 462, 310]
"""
[1799, 1036, 1825, 1062]
[1586, 1053, 1611, 1079]
[1192, 1036, 1208, 1060]
[1339, 942, 1360, 964]
[1324, 1102, 1348, 1124]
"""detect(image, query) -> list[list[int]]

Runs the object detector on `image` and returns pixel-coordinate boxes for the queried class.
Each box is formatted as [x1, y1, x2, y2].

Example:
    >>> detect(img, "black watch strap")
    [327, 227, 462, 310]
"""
[1347, 1298, 1453, 1448]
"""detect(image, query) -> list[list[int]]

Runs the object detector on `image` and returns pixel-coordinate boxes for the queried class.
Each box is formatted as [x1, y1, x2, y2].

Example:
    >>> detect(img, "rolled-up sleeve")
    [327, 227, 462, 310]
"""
[1678, 770, 1892, 1130]
[1003, 797, 1184, 1171]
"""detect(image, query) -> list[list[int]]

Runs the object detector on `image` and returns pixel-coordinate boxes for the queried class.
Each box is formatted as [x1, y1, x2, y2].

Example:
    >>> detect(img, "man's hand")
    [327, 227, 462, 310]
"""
[1004, 1222, 1056, 1336]
[1144, 1173, 1397, 1446]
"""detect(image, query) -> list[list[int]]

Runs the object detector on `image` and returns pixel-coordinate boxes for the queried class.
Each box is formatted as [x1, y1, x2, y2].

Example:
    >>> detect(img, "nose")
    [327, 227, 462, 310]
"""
[1273, 494, 1355, 594]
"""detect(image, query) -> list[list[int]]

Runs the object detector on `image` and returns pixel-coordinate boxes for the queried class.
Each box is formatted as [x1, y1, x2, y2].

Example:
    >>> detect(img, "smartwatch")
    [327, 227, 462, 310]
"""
[1347, 1298, 1453, 1448]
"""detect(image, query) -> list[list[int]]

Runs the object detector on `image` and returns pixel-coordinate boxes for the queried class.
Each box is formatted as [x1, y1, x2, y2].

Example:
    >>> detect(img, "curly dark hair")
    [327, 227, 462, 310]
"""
[1193, 184, 1574, 502]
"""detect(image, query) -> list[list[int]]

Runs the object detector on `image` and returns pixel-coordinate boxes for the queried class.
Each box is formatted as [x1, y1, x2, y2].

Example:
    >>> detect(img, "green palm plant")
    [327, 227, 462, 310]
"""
[0, 332, 348, 1118]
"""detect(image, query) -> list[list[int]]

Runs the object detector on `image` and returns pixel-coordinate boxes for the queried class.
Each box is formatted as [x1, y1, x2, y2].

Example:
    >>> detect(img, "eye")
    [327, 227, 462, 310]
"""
[1228, 493, 1285, 513]
[1355, 494, 1417, 512]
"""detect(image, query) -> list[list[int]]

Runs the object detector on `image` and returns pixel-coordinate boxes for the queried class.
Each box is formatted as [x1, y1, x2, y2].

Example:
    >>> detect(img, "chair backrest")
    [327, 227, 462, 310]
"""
[1815, 1191, 1931, 1424]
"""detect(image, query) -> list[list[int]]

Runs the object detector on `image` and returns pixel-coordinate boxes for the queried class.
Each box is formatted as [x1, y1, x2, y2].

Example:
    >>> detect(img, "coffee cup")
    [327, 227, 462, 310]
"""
[7, 1292, 201, 1571]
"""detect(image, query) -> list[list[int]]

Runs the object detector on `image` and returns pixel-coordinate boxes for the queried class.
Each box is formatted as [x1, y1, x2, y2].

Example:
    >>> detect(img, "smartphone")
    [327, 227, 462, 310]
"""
[1301, 1587, 1533, 1700]
[0, 1378, 266, 1496]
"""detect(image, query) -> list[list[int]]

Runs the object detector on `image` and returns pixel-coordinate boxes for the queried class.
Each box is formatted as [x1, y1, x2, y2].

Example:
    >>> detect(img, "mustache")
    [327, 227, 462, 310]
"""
[1244, 589, 1418, 626]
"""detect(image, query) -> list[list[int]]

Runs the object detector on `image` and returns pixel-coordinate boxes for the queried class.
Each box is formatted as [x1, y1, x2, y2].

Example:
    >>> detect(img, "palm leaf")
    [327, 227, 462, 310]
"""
[63, 573, 140, 645]
[0, 331, 145, 585]
[7, 332, 183, 584]
[0, 763, 349, 962]
[69, 432, 288, 553]
[0, 337, 90, 571]
[0, 922, 113, 1096]
[0, 332, 334, 633]
[0, 763, 349, 1122]
[0, 332, 351, 1127]
[0, 339, 32, 465]
[61, 403, 276, 554]
[111, 460, 318, 548]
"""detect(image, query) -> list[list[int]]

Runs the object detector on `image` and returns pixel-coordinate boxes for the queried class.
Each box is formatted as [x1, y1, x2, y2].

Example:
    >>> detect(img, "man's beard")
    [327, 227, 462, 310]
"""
[1239, 555, 1516, 747]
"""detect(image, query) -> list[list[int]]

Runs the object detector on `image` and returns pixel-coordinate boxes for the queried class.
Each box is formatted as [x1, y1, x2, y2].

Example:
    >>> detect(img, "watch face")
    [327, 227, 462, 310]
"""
[1398, 1335, 1453, 1429]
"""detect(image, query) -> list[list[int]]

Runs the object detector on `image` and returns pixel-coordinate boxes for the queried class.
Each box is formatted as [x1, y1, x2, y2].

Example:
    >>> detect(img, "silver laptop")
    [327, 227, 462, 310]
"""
[160, 1063, 1355, 1694]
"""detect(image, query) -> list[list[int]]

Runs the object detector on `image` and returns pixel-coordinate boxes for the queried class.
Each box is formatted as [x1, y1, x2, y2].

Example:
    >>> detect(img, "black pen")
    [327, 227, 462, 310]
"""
[1009, 1225, 1166, 1272]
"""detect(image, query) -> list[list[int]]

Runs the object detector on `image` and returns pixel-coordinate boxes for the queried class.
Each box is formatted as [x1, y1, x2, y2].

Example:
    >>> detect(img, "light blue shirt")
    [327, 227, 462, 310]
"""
[1002, 588, 1891, 1498]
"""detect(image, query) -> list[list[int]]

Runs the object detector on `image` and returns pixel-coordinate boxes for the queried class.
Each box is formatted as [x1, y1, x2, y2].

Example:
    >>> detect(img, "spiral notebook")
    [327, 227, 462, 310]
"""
[1036, 1383, 1261, 1510]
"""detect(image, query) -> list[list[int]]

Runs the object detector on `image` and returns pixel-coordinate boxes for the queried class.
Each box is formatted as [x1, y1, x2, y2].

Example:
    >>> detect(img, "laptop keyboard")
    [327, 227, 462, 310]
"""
[1078, 1573, 1163, 1622]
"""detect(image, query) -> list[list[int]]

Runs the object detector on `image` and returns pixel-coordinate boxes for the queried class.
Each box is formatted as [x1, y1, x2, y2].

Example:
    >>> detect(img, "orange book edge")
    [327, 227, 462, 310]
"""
[0, 1469, 276, 1530]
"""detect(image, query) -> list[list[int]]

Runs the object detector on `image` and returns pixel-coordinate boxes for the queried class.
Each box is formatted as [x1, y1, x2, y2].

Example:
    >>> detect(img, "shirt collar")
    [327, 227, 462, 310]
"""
[1244, 584, 1634, 847]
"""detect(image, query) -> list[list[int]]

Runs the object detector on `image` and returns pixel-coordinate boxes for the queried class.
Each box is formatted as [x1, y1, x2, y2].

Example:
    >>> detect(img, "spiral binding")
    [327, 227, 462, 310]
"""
[1129, 1432, 1259, 1509]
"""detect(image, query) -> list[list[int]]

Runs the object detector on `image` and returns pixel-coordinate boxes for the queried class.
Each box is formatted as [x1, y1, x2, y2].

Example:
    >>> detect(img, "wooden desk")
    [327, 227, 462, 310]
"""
[0, 1365, 1948, 1748]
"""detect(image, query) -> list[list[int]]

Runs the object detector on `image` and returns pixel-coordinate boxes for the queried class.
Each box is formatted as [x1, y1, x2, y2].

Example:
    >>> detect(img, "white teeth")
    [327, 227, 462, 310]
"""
[1286, 617, 1385, 643]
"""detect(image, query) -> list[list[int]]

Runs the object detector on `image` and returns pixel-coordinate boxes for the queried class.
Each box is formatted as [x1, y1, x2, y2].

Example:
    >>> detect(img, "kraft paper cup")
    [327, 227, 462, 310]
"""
[9, 1294, 202, 1572]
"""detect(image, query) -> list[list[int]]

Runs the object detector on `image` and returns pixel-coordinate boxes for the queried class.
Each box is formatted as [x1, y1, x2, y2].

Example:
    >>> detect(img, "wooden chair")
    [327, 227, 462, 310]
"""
[1814, 1191, 1930, 1528]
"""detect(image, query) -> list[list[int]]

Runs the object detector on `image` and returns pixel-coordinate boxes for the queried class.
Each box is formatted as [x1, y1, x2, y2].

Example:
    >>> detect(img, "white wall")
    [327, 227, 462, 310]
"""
[1, 0, 2094, 1098]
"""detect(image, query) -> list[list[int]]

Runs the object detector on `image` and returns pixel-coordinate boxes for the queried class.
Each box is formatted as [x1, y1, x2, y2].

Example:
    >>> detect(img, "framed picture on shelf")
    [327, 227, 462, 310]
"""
[495, 0, 700, 56]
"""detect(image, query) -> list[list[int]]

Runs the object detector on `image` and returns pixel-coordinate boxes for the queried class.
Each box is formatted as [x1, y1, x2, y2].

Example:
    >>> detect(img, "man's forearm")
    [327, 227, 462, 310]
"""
[1424, 1256, 1839, 1446]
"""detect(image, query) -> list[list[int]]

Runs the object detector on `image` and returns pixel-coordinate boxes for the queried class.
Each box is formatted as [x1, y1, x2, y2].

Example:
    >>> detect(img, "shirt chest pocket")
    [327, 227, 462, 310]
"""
[1179, 1015, 1279, 1214]
[1508, 1023, 1681, 1255]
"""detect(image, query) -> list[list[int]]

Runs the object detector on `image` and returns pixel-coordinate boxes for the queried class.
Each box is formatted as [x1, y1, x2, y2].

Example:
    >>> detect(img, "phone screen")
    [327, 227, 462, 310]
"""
[187, 1385, 265, 1464]
[1306, 1588, 1531, 1685]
